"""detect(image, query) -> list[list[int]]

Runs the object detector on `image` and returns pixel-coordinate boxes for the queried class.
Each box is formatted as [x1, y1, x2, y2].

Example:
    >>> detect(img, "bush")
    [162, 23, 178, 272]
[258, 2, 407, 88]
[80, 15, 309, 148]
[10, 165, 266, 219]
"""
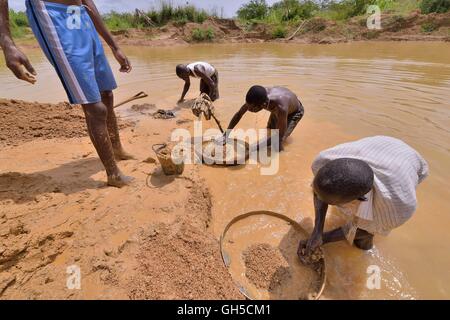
[421, 21, 438, 32]
[272, 25, 288, 38]
[104, 2, 211, 30]
[191, 27, 215, 41]
[271, 0, 319, 21]
[323, 0, 377, 20]
[104, 12, 137, 31]
[420, 0, 450, 13]
[237, 0, 269, 20]
[9, 10, 29, 38]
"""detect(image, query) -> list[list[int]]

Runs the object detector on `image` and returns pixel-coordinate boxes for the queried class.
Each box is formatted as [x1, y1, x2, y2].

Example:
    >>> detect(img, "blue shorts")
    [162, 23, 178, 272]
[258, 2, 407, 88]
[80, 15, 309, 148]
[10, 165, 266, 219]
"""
[26, 0, 117, 104]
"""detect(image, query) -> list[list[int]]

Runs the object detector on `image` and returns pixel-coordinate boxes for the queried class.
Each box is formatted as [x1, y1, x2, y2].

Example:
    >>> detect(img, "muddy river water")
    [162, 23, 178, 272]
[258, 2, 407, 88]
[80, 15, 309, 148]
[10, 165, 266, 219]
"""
[1, 41, 449, 299]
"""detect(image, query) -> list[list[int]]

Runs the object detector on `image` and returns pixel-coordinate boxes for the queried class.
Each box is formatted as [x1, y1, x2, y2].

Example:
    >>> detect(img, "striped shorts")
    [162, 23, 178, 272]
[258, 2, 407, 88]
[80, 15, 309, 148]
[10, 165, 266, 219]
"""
[26, 0, 117, 104]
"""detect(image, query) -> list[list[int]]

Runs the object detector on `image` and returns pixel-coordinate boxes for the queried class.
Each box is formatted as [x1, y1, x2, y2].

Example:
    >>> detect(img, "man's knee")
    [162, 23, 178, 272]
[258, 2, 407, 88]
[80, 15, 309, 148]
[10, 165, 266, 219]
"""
[83, 102, 108, 120]
[101, 90, 113, 100]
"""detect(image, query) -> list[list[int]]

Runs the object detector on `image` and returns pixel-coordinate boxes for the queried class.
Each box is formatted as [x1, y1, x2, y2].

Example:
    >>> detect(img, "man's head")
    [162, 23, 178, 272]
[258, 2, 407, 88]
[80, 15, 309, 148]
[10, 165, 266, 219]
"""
[246, 85, 268, 112]
[176, 64, 189, 79]
[313, 158, 374, 205]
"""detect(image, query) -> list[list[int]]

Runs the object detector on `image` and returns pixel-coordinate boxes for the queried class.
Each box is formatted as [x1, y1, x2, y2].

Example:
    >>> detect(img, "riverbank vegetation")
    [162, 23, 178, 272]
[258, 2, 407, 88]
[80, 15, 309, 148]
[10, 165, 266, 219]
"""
[7, 0, 450, 42]
[237, 0, 449, 37]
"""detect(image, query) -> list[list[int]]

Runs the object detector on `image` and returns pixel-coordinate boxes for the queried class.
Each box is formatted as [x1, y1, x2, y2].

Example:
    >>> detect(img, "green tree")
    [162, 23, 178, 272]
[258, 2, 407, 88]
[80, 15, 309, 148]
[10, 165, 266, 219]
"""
[237, 0, 269, 20]
[272, 0, 319, 20]
[420, 0, 450, 13]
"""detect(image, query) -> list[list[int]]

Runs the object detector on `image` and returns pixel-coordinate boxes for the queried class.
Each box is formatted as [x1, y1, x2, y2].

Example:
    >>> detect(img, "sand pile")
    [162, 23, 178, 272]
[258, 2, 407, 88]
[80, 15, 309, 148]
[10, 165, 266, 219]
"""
[243, 244, 291, 291]
[0, 103, 242, 299]
[243, 243, 322, 300]
[0, 99, 131, 147]
[129, 223, 242, 300]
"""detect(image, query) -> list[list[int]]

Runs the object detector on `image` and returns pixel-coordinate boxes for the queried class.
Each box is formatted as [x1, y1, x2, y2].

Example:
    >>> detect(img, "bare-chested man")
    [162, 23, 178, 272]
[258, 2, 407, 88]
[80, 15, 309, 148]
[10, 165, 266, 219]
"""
[225, 86, 304, 150]
[176, 61, 219, 103]
[0, 0, 133, 187]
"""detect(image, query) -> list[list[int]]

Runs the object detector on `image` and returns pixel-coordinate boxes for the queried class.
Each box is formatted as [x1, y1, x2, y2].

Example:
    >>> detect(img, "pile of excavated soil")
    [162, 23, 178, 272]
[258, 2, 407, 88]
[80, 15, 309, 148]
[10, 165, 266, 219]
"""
[0, 98, 132, 147]
[243, 243, 321, 299]
[129, 223, 242, 300]
[243, 244, 291, 291]
[0, 100, 242, 300]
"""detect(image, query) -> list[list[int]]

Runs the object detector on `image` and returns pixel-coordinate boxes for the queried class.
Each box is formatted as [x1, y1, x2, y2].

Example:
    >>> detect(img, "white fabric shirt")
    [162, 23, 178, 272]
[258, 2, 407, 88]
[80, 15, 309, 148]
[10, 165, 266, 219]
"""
[312, 136, 429, 243]
[187, 62, 216, 78]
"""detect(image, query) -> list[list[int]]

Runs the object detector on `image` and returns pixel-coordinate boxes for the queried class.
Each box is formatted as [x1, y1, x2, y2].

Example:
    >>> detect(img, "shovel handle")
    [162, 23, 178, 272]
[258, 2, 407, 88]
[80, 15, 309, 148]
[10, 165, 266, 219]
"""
[114, 91, 148, 109]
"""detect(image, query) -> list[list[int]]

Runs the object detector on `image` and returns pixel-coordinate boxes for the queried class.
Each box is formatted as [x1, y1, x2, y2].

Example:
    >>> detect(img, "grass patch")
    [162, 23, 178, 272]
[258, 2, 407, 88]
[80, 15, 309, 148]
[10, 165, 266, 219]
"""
[272, 25, 288, 38]
[420, 0, 450, 14]
[191, 27, 215, 41]
[9, 10, 30, 38]
[421, 21, 438, 32]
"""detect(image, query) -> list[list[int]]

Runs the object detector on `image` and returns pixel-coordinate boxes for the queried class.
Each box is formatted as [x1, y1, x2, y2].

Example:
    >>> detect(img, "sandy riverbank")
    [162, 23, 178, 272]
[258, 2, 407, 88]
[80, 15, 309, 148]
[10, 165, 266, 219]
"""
[13, 12, 450, 50]
[0, 98, 243, 299]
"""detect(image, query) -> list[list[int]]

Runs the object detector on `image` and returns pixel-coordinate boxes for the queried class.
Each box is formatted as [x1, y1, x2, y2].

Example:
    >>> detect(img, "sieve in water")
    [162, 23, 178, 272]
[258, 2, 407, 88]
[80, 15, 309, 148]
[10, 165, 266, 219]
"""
[220, 211, 327, 300]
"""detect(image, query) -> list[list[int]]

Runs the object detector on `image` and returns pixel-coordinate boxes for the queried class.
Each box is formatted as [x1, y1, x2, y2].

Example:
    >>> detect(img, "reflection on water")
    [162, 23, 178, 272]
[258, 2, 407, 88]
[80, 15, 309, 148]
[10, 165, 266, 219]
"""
[1, 41, 449, 299]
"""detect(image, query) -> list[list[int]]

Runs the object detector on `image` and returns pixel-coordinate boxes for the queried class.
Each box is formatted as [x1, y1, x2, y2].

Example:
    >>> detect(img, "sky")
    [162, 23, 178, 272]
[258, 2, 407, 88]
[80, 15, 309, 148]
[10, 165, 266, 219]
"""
[9, 0, 280, 18]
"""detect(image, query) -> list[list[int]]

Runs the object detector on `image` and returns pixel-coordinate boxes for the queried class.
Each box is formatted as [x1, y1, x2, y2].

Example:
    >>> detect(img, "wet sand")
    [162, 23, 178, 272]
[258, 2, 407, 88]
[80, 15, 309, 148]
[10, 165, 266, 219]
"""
[0, 100, 241, 299]
[1, 41, 450, 299]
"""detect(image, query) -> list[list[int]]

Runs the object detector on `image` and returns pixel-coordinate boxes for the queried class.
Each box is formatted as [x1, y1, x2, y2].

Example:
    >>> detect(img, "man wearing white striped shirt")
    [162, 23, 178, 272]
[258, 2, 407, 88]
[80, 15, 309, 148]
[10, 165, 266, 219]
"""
[298, 136, 429, 260]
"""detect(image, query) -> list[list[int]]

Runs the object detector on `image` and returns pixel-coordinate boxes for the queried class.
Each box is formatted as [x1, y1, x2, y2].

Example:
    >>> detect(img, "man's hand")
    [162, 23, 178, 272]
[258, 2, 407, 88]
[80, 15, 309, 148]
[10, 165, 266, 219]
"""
[112, 48, 131, 73]
[306, 232, 323, 253]
[4, 46, 36, 84]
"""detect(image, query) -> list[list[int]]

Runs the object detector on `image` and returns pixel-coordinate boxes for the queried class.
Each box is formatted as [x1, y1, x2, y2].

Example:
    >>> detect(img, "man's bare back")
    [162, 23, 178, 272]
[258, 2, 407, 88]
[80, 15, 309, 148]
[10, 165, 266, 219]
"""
[226, 85, 305, 149]
[266, 87, 302, 115]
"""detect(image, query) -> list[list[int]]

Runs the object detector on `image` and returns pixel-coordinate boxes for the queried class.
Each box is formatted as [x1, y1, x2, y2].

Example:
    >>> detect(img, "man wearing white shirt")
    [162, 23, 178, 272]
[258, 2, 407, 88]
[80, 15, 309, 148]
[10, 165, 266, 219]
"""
[298, 136, 429, 261]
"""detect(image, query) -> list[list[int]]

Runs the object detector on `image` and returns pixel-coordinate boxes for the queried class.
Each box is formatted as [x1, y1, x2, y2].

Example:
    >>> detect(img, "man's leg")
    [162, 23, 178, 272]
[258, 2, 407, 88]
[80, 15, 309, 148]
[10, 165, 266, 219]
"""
[100, 91, 134, 160]
[211, 71, 219, 101]
[200, 79, 209, 96]
[82, 102, 133, 188]
[353, 229, 374, 250]
[322, 227, 374, 250]
[283, 106, 304, 140]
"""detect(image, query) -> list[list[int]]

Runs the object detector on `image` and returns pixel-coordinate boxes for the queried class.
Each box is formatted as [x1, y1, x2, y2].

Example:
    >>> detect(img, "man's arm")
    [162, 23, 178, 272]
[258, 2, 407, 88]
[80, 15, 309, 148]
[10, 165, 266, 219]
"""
[0, 0, 36, 83]
[271, 109, 287, 149]
[227, 104, 247, 130]
[179, 78, 190, 103]
[258, 107, 287, 152]
[306, 193, 328, 253]
[82, 0, 131, 73]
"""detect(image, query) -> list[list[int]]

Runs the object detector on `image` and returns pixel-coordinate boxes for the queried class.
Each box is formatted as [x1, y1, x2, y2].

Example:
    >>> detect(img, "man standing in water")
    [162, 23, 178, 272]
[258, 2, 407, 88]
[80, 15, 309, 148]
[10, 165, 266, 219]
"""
[225, 85, 304, 151]
[298, 136, 428, 261]
[176, 62, 219, 103]
[0, 0, 133, 187]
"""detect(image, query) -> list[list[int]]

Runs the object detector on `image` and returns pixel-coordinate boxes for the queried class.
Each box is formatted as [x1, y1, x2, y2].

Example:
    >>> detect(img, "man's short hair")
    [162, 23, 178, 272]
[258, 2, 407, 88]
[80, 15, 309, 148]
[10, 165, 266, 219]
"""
[246, 85, 268, 106]
[176, 64, 188, 78]
[314, 158, 374, 202]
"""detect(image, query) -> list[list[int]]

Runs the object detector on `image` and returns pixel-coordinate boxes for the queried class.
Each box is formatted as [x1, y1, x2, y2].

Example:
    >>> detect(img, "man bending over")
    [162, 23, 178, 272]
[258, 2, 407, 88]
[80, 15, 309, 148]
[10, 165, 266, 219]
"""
[299, 136, 429, 262]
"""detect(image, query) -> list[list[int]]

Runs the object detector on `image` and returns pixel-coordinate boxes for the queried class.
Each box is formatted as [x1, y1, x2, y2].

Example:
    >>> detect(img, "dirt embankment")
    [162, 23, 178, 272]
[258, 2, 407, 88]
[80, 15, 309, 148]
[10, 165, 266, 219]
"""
[0, 99, 242, 299]
[107, 12, 450, 47]
[0, 99, 132, 147]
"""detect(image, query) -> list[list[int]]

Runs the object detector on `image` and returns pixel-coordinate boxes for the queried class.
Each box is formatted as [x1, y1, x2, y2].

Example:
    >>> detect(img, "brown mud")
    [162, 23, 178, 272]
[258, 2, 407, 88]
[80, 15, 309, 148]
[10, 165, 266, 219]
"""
[0, 98, 132, 147]
[0, 98, 242, 299]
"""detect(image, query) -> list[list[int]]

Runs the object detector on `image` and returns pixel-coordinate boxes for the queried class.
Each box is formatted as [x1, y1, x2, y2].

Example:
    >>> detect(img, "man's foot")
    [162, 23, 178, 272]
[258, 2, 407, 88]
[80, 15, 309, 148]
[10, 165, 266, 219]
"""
[353, 237, 374, 251]
[107, 173, 135, 188]
[114, 149, 135, 161]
